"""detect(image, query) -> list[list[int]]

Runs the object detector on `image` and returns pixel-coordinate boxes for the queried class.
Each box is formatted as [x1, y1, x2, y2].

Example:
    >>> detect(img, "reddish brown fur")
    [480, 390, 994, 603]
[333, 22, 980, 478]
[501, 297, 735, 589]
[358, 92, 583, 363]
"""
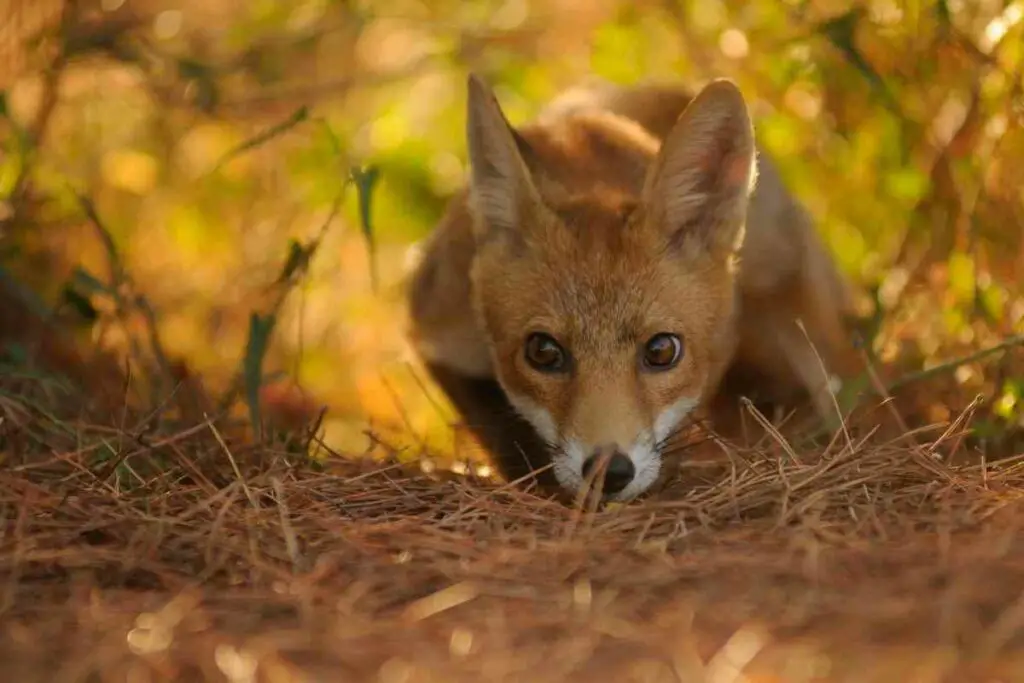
[406, 75, 859, 499]
[472, 193, 736, 448]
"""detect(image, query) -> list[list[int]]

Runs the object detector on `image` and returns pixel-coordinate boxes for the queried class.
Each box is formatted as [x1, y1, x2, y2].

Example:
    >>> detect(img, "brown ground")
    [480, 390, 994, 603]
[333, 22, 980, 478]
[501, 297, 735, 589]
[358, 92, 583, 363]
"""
[3, 361, 1024, 683]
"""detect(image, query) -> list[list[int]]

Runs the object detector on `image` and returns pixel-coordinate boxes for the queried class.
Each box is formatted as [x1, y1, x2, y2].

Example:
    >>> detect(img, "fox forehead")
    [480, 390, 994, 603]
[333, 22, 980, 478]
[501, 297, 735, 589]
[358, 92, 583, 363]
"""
[473, 196, 728, 352]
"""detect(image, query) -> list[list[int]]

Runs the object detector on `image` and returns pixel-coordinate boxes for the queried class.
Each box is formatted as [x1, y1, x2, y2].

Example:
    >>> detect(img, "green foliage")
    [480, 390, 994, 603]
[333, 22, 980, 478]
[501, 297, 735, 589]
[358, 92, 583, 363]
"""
[2, 0, 1022, 457]
[243, 311, 277, 436]
[352, 164, 381, 292]
[60, 270, 102, 323]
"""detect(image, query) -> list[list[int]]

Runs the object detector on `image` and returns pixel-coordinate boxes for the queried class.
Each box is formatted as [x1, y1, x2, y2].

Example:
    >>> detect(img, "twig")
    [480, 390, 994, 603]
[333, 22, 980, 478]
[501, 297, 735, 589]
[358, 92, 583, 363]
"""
[271, 476, 301, 573]
[206, 415, 258, 511]
[885, 335, 1024, 394]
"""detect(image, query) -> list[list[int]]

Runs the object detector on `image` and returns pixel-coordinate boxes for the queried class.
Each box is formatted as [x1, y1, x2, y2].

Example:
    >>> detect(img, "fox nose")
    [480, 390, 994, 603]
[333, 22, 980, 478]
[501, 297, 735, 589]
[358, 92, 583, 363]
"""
[581, 446, 635, 495]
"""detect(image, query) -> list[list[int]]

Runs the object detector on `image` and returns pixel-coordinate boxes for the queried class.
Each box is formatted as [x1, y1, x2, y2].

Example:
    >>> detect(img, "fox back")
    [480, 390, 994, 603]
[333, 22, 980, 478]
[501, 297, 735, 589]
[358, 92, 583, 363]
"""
[407, 76, 856, 501]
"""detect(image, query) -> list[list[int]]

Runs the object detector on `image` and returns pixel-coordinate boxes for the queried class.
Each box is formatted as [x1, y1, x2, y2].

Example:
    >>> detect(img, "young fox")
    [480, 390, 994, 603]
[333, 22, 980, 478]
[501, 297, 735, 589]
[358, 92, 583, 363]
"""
[405, 74, 858, 501]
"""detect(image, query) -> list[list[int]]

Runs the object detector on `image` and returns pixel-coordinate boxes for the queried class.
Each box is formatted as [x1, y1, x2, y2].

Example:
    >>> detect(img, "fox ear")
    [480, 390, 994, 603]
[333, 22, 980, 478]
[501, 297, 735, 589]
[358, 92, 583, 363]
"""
[465, 74, 542, 243]
[642, 79, 757, 257]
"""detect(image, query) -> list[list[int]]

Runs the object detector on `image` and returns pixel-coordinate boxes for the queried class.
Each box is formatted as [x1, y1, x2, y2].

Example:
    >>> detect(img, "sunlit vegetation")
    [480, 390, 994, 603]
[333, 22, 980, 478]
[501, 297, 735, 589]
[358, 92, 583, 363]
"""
[3, 1, 1022, 467]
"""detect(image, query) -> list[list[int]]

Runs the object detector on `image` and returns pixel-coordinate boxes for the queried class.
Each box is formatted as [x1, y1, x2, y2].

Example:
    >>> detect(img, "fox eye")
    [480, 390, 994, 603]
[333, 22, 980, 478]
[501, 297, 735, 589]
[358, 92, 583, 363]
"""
[642, 333, 683, 371]
[524, 333, 568, 372]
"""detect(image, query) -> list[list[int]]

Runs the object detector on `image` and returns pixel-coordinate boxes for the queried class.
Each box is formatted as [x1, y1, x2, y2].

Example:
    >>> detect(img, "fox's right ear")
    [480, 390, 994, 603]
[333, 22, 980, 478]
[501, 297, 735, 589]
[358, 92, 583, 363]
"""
[465, 74, 542, 243]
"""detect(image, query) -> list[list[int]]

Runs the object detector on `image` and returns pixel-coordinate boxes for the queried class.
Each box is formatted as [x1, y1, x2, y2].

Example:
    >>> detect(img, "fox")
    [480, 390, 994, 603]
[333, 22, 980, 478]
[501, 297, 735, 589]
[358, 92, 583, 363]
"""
[404, 73, 859, 502]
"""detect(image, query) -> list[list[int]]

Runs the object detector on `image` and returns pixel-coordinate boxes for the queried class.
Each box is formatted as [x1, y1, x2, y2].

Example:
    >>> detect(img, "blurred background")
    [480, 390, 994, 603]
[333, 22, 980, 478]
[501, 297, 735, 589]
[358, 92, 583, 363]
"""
[1, 0, 1022, 468]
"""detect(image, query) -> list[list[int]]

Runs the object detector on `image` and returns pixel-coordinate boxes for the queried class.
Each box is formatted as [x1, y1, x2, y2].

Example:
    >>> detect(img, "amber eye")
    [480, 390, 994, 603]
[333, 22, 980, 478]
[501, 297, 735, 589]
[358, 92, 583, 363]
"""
[642, 333, 683, 371]
[524, 333, 568, 373]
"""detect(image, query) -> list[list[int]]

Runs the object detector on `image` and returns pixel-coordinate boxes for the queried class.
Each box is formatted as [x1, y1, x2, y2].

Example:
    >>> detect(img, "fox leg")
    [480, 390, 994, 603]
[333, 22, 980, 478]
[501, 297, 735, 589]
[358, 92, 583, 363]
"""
[764, 316, 844, 424]
[728, 296, 849, 431]
[781, 261, 861, 426]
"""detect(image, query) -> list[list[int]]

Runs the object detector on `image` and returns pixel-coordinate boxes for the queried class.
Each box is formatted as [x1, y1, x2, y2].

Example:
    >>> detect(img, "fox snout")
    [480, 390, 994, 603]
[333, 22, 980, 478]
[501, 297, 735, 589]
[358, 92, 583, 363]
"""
[539, 393, 700, 502]
[580, 444, 636, 496]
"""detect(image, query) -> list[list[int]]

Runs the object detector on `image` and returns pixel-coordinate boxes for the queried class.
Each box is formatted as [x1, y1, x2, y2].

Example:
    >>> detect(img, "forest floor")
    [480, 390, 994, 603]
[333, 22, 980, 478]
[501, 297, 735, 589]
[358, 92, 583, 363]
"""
[3, 364, 1024, 683]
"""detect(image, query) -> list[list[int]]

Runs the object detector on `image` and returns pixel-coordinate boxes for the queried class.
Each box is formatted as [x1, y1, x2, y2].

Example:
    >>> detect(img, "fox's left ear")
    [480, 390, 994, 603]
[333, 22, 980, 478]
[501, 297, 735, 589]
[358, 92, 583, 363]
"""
[641, 79, 757, 257]
[465, 74, 544, 245]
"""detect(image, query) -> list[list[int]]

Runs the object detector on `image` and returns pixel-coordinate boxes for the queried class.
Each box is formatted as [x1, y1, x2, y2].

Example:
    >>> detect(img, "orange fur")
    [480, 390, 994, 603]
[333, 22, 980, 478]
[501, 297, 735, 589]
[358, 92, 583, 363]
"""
[406, 75, 858, 501]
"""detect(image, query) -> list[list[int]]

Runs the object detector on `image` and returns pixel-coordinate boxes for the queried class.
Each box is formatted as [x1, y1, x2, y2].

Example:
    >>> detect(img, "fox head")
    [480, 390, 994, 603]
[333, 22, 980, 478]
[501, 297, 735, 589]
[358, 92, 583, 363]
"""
[464, 74, 758, 501]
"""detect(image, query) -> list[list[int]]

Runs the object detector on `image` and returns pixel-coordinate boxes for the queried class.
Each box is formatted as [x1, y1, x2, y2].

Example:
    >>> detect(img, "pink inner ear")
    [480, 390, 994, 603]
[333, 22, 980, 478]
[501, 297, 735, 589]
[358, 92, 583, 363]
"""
[721, 150, 751, 191]
[681, 124, 749, 189]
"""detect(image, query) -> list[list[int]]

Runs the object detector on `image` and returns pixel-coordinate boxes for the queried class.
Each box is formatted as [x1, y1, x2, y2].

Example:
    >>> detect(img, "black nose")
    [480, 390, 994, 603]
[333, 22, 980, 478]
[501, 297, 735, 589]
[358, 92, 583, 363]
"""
[581, 449, 635, 495]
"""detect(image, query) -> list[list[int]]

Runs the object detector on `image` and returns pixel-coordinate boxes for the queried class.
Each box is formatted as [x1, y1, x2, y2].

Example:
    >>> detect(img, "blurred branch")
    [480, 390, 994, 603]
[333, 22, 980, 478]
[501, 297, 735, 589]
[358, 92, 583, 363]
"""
[3, 1, 149, 235]
[2, 2, 72, 228]
[72, 194, 174, 402]
[886, 335, 1024, 395]
[217, 53, 443, 114]
[205, 105, 310, 177]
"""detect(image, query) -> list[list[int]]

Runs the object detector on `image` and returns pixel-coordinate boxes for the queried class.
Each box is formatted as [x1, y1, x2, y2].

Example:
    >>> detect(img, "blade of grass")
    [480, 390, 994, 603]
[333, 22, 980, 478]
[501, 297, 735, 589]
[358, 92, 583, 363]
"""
[351, 165, 380, 293]
[242, 312, 277, 439]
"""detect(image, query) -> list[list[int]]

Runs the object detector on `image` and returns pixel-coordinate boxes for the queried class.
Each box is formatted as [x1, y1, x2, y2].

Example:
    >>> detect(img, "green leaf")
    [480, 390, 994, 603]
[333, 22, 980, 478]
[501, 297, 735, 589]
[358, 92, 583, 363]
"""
[277, 239, 309, 284]
[177, 58, 210, 80]
[818, 10, 859, 52]
[351, 165, 381, 292]
[243, 312, 277, 436]
[70, 267, 113, 296]
[816, 8, 900, 113]
[1, 342, 28, 365]
[61, 285, 99, 323]
[0, 91, 8, 120]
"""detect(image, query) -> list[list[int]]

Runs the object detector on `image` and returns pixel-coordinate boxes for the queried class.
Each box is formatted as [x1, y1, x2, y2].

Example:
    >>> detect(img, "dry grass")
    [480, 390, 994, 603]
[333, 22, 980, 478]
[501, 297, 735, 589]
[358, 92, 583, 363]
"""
[3, 368, 1024, 683]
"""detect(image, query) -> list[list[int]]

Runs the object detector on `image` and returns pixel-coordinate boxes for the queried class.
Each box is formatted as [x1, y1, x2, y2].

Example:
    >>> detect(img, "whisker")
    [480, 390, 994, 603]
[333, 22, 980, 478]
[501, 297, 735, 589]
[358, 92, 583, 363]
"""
[655, 415, 709, 451]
